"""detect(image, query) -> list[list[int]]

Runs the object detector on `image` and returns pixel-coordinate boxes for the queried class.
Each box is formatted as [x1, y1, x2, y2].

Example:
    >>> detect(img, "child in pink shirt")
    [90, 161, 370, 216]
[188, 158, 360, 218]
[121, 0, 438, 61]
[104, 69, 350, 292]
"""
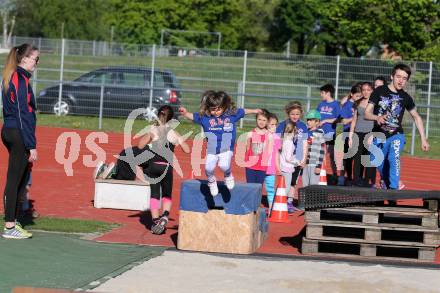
[264, 113, 281, 208]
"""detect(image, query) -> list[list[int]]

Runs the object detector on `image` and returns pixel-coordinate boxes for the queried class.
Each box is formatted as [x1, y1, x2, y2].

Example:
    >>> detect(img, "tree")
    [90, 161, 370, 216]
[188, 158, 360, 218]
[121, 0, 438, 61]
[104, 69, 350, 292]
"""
[314, 0, 440, 58]
[0, 0, 16, 48]
[380, 0, 440, 60]
[14, 0, 110, 40]
[105, 0, 276, 50]
[270, 0, 319, 54]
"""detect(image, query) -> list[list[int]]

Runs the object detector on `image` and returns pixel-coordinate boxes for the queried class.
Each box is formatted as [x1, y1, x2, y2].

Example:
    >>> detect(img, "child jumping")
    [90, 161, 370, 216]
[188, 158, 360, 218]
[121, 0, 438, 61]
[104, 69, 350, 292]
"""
[303, 110, 326, 186]
[179, 90, 261, 196]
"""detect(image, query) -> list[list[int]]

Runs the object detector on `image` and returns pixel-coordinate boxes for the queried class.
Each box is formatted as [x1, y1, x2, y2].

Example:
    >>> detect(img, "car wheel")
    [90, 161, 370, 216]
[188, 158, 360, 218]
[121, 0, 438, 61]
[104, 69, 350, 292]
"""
[142, 106, 158, 121]
[53, 100, 72, 116]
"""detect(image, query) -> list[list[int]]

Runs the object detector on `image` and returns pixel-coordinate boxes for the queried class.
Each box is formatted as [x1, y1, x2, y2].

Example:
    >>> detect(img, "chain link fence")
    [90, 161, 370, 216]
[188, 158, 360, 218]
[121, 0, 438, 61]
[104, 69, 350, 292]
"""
[1, 36, 439, 154]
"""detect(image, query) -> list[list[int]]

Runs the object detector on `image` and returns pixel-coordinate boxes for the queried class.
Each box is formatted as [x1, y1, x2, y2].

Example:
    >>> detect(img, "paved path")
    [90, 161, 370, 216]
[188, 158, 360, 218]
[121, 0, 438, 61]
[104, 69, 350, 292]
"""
[93, 250, 440, 293]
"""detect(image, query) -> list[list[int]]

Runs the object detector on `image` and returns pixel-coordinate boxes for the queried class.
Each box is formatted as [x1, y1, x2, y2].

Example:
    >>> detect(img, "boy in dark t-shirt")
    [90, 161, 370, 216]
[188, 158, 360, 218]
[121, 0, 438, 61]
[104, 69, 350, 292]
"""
[365, 63, 429, 190]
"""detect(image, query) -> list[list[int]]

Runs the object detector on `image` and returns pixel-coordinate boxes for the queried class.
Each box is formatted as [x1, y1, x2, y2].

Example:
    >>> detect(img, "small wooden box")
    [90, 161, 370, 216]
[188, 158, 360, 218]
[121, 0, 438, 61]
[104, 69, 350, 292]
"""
[94, 179, 150, 211]
[177, 208, 268, 254]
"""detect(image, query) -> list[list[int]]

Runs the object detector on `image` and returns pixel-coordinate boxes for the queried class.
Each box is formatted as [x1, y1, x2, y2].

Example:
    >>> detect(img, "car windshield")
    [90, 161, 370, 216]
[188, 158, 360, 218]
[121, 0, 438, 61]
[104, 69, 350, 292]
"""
[75, 71, 109, 84]
[163, 72, 180, 88]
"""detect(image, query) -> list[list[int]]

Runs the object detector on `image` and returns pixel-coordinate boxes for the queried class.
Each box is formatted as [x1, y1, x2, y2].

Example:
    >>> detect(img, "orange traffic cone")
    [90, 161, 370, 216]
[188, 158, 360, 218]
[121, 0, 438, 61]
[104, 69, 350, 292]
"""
[318, 168, 327, 185]
[318, 151, 328, 186]
[269, 176, 289, 223]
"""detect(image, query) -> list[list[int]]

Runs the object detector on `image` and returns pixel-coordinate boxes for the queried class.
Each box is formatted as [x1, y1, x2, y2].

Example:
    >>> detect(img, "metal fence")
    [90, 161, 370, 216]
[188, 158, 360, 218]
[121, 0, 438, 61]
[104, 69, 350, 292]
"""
[1, 36, 439, 153]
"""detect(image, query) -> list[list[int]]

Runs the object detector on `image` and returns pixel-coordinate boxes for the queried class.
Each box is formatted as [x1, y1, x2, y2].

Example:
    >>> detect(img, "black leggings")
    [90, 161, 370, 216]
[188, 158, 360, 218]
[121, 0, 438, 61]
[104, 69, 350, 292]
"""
[2, 128, 30, 222]
[144, 160, 173, 200]
[343, 136, 353, 181]
[353, 132, 376, 185]
[326, 140, 337, 175]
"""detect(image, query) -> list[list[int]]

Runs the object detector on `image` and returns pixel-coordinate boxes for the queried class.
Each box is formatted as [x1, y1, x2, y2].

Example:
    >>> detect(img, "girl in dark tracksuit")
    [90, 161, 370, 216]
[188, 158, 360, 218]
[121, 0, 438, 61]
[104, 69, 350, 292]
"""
[136, 105, 190, 235]
[1, 44, 39, 239]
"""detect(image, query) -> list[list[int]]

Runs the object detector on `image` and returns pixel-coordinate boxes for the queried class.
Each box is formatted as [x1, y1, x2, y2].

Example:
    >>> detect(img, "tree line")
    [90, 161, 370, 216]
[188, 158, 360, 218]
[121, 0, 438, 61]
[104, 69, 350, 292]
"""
[4, 0, 440, 61]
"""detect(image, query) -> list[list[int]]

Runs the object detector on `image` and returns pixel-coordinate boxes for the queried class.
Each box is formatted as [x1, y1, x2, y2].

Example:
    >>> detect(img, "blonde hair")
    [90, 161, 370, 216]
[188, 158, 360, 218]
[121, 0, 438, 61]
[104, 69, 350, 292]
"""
[199, 90, 236, 116]
[2, 43, 38, 93]
[283, 121, 297, 138]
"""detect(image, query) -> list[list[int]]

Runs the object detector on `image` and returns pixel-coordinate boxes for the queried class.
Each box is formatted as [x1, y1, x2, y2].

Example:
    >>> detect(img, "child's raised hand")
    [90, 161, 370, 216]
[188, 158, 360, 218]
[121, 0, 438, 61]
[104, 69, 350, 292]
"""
[179, 107, 187, 115]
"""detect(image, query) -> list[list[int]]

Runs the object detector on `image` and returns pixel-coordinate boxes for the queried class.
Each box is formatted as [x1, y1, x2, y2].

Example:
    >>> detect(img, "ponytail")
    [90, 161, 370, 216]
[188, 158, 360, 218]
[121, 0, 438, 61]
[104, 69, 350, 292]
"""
[2, 43, 38, 94]
[2, 47, 18, 93]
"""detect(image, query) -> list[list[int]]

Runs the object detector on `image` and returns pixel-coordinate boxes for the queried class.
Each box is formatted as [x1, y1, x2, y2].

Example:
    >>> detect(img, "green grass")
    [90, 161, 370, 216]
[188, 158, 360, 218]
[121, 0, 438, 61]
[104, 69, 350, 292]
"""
[402, 135, 440, 159]
[0, 215, 119, 234]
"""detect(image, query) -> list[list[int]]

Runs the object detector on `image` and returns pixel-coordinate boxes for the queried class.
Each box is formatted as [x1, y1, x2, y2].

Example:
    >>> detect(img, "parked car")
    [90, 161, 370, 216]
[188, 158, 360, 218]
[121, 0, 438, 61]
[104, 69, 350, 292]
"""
[37, 66, 182, 119]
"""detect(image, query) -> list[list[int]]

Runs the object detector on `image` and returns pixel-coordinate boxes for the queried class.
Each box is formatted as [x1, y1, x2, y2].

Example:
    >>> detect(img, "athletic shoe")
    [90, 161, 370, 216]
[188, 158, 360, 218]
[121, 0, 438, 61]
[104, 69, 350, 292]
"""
[100, 162, 116, 179]
[379, 180, 388, 190]
[94, 161, 106, 179]
[337, 176, 345, 186]
[224, 175, 235, 190]
[2, 226, 32, 239]
[287, 202, 295, 214]
[151, 216, 168, 235]
[208, 180, 219, 196]
[15, 222, 33, 238]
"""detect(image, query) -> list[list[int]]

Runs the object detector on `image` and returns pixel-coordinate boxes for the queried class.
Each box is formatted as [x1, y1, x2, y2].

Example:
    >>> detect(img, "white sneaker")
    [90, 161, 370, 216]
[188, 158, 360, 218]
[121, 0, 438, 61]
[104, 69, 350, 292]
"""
[94, 161, 106, 179]
[224, 175, 235, 190]
[208, 180, 219, 196]
[100, 162, 116, 179]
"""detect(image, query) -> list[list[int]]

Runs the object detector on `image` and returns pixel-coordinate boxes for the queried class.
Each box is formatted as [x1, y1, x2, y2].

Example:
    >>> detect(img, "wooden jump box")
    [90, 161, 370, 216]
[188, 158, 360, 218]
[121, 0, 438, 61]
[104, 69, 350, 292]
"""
[94, 179, 150, 211]
[302, 201, 440, 262]
[178, 208, 267, 254]
[177, 180, 268, 254]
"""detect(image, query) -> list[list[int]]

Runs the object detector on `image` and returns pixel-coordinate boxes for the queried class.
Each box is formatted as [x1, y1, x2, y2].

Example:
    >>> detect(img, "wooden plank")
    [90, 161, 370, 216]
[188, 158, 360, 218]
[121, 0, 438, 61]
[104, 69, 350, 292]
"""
[302, 238, 436, 262]
[307, 221, 439, 232]
[423, 200, 438, 211]
[320, 206, 436, 215]
[305, 207, 438, 229]
[306, 234, 436, 247]
[306, 223, 440, 246]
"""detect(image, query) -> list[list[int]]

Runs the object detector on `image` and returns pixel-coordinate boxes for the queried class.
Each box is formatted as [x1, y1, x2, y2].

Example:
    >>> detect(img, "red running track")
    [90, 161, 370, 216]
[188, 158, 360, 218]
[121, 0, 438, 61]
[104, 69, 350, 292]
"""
[0, 126, 439, 261]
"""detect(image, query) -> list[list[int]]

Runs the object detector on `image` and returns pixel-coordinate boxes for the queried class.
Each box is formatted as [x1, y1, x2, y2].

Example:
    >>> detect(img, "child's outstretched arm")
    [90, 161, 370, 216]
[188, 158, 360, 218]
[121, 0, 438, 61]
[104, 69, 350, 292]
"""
[168, 129, 191, 154]
[179, 107, 194, 121]
[244, 108, 263, 115]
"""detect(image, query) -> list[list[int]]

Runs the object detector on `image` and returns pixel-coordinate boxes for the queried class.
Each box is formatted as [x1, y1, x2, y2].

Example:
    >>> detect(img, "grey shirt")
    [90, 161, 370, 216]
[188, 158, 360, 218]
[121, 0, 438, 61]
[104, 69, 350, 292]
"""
[355, 105, 374, 133]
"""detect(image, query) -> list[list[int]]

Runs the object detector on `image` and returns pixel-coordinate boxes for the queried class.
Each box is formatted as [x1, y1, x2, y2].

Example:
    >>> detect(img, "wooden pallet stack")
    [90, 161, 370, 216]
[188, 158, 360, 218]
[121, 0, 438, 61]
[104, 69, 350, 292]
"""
[302, 200, 440, 262]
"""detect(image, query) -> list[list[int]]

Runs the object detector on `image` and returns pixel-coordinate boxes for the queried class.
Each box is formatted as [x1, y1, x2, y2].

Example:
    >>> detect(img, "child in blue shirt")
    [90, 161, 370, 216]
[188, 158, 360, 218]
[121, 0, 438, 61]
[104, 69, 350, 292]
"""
[317, 83, 341, 179]
[180, 90, 261, 196]
[338, 84, 362, 186]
